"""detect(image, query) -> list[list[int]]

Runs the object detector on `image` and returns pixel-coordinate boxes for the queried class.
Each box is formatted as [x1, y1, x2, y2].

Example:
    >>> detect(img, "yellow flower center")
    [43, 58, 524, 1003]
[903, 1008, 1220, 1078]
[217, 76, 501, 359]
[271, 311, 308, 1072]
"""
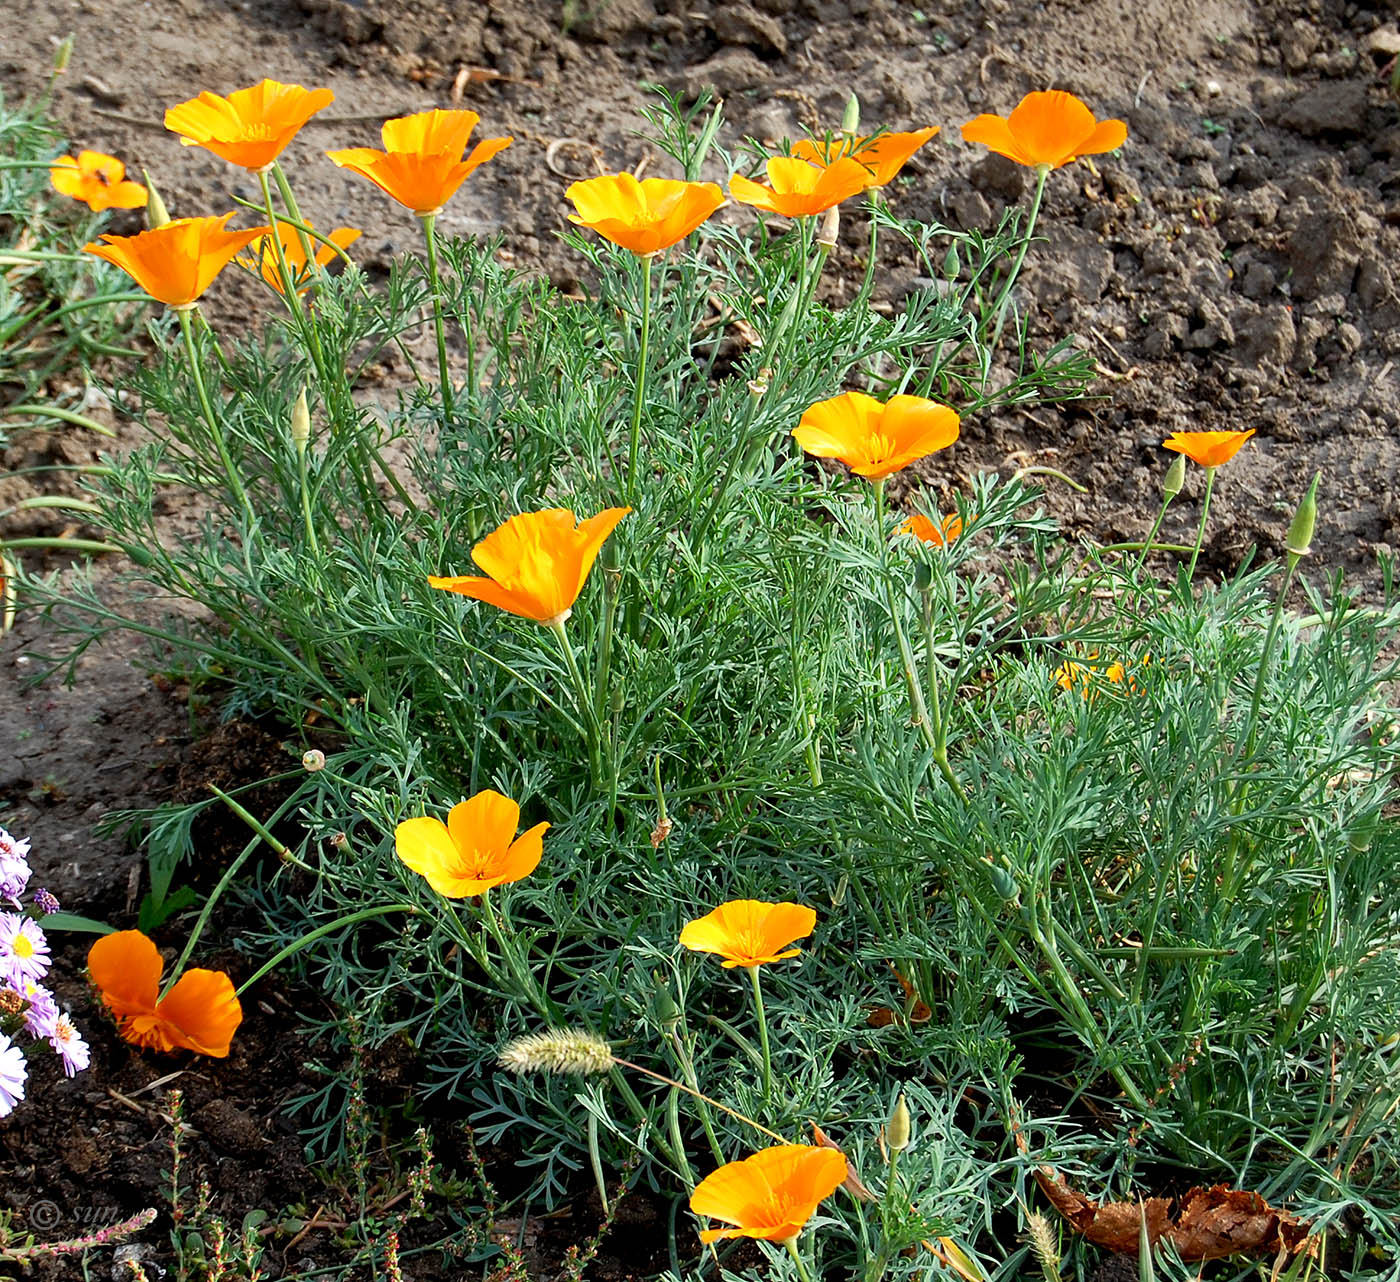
[865, 431, 897, 465]
[13, 933, 34, 959]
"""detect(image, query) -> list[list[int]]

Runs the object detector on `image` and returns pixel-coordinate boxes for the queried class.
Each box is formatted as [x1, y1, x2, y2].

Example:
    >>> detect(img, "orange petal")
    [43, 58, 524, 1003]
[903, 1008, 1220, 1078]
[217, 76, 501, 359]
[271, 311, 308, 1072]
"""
[1005, 90, 1097, 167]
[88, 930, 162, 1018]
[156, 968, 243, 1057]
[1078, 117, 1128, 157]
[959, 114, 1027, 165]
[446, 790, 522, 862]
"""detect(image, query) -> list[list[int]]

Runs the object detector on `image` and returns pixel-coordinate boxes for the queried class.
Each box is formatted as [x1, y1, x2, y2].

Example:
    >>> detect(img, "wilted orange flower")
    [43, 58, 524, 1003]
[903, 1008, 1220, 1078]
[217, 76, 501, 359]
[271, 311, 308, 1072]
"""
[679, 900, 817, 969]
[165, 79, 334, 171]
[49, 151, 148, 212]
[327, 109, 512, 216]
[690, 1145, 847, 1245]
[1162, 429, 1255, 469]
[961, 90, 1127, 170]
[429, 506, 630, 626]
[238, 219, 361, 295]
[790, 126, 939, 190]
[88, 930, 242, 1057]
[728, 155, 874, 218]
[793, 391, 960, 481]
[84, 213, 270, 308]
[900, 511, 964, 547]
[396, 789, 548, 898]
[566, 173, 725, 256]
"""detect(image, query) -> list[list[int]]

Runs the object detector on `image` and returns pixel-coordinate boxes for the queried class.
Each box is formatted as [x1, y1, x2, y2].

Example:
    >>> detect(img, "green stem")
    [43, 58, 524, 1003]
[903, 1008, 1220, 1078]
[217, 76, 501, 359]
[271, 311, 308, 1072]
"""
[234, 905, 420, 996]
[549, 617, 605, 787]
[611, 1056, 787, 1145]
[480, 891, 556, 1021]
[1130, 490, 1177, 582]
[784, 1238, 816, 1282]
[296, 442, 320, 555]
[418, 213, 454, 421]
[670, 1027, 726, 1165]
[256, 169, 306, 317]
[1185, 466, 1218, 582]
[918, 581, 959, 792]
[853, 193, 883, 313]
[626, 253, 654, 504]
[987, 163, 1049, 349]
[270, 162, 321, 286]
[1241, 554, 1298, 765]
[875, 481, 937, 755]
[3, 404, 117, 436]
[749, 965, 773, 1103]
[176, 307, 254, 524]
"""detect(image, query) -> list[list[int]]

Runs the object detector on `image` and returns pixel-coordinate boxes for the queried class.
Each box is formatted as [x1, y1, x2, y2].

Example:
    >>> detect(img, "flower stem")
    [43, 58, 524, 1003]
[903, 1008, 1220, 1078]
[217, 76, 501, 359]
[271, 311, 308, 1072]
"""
[626, 253, 654, 504]
[918, 579, 959, 792]
[418, 212, 454, 421]
[874, 481, 936, 754]
[611, 1055, 787, 1145]
[257, 169, 305, 317]
[270, 161, 321, 287]
[987, 162, 1049, 350]
[480, 891, 557, 1021]
[784, 1238, 816, 1282]
[549, 617, 605, 787]
[1185, 466, 1218, 582]
[749, 965, 773, 1103]
[176, 307, 254, 523]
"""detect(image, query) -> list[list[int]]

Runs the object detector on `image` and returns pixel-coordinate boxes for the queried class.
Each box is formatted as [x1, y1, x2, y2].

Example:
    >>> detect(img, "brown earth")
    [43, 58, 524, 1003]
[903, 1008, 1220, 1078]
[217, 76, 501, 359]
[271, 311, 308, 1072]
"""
[2, 0, 1399, 1274]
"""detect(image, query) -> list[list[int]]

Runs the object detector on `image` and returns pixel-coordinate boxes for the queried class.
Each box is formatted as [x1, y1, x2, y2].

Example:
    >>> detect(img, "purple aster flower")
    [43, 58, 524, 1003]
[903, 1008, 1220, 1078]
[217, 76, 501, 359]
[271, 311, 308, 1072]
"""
[15, 979, 58, 1039]
[0, 1031, 26, 1117]
[0, 913, 50, 985]
[49, 1013, 90, 1077]
[31, 888, 60, 915]
[0, 828, 31, 863]
[0, 851, 30, 905]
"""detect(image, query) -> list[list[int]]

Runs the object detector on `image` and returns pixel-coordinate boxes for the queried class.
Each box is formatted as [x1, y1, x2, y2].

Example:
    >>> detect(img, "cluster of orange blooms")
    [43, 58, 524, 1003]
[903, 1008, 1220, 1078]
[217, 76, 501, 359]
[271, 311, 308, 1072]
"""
[56, 73, 1271, 1250]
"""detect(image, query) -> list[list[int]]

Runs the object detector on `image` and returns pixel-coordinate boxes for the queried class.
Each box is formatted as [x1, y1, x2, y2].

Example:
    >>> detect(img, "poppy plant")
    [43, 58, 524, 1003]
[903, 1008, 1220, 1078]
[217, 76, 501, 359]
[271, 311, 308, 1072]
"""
[84, 213, 271, 309]
[728, 155, 874, 218]
[960, 90, 1127, 170]
[87, 930, 242, 1057]
[900, 511, 964, 547]
[690, 1145, 848, 1246]
[679, 900, 817, 969]
[793, 391, 960, 481]
[238, 219, 361, 295]
[327, 109, 512, 216]
[396, 789, 548, 899]
[790, 125, 940, 190]
[566, 173, 726, 257]
[165, 79, 334, 171]
[49, 151, 148, 212]
[429, 506, 630, 627]
[1162, 429, 1256, 469]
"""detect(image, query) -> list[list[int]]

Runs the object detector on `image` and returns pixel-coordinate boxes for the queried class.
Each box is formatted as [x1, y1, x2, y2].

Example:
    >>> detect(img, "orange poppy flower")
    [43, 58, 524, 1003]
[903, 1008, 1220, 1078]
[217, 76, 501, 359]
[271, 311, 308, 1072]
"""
[87, 930, 242, 1057]
[690, 1145, 848, 1245]
[327, 109, 512, 216]
[790, 126, 939, 190]
[728, 155, 874, 218]
[396, 789, 548, 898]
[49, 151, 148, 212]
[565, 173, 726, 257]
[238, 219, 361, 295]
[1162, 429, 1255, 469]
[793, 391, 960, 481]
[165, 79, 334, 171]
[429, 506, 630, 626]
[679, 900, 817, 970]
[900, 511, 964, 547]
[84, 213, 271, 308]
[961, 90, 1127, 170]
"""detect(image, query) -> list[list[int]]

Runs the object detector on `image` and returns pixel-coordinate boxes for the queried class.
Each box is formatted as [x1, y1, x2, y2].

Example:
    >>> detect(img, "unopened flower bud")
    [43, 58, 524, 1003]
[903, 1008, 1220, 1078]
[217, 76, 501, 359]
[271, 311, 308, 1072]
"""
[817, 205, 840, 249]
[1163, 453, 1186, 499]
[986, 862, 1019, 903]
[1285, 471, 1319, 560]
[32, 888, 60, 915]
[649, 975, 681, 1029]
[290, 388, 311, 455]
[943, 243, 961, 279]
[143, 173, 171, 229]
[841, 92, 861, 137]
[912, 560, 934, 592]
[887, 1093, 911, 1152]
[52, 34, 75, 75]
[302, 749, 325, 772]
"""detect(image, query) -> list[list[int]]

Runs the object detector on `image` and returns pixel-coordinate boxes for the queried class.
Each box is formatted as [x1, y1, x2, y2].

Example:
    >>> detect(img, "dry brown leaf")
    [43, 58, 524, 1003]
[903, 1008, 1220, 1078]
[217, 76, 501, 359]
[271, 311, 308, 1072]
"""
[1035, 1167, 1313, 1261]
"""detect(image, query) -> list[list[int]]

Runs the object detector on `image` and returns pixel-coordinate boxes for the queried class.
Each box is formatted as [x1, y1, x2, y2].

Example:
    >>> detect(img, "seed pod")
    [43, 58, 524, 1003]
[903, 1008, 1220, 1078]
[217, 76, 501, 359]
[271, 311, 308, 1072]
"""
[913, 559, 934, 592]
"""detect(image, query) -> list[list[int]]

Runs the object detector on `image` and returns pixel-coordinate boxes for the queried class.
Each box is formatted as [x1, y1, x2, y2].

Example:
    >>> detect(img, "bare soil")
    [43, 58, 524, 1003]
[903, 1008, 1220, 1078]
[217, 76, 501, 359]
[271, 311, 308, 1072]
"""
[2, 0, 1399, 1273]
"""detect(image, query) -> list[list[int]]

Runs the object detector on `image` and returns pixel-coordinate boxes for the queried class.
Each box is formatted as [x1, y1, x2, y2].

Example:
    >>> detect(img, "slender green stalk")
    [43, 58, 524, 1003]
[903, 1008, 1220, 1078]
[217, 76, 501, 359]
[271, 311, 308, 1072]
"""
[626, 253, 655, 504]
[549, 617, 606, 786]
[270, 161, 322, 286]
[418, 213, 454, 420]
[1185, 466, 1218, 582]
[3, 404, 117, 436]
[874, 481, 937, 755]
[917, 577, 960, 792]
[257, 169, 305, 317]
[235, 905, 420, 996]
[749, 965, 773, 1103]
[176, 307, 254, 523]
[986, 163, 1049, 348]
[784, 1238, 816, 1282]
[670, 1026, 726, 1165]
[611, 1055, 787, 1145]
[480, 891, 557, 1021]
[1130, 492, 1177, 581]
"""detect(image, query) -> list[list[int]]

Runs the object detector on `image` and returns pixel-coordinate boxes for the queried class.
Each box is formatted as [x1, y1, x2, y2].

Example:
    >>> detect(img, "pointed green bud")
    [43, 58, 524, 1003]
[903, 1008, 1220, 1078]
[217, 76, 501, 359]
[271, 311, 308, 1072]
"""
[1285, 471, 1319, 560]
[943, 242, 961, 279]
[1163, 453, 1186, 499]
[143, 172, 170, 229]
[290, 388, 311, 455]
[912, 559, 933, 592]
[887, 1093, 911, 1152]
[841, 92, 861, 136]
[649, 975, 681, 1029]
[52, 34, 75, 75]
